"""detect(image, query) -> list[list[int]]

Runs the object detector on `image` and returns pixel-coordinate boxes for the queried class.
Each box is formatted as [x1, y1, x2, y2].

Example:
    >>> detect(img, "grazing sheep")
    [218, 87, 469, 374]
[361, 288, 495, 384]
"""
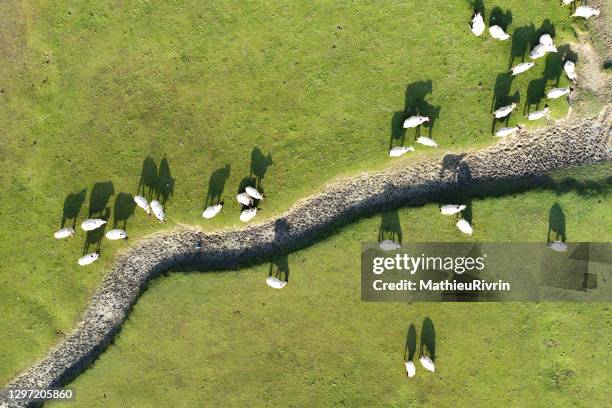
[266, 276, 287, 289]
[470, 11, 485, 36]
[416, 136, 438, 147]
[150, 200, 166, 223]
[572, 6, 600, 19]
[440, 204, 466, 215]
[389, 146, 415, 157]
[489, 25, 510, 40]
[134, 195, 151, 215]
[379, 240, 401, 251]
[202, 202, 223, 219]
[456, 218, 473, 235]
[495, 126, 520, 137]
[78, 252, 99, 266]
[529, 44, 547, 60]
[240, 207, 259, 222]
[236, 192, 254, 207]
[539, 34, 556, 52]
[527, 105, 549, 121]
[493, 103, 517, 118]
[547, 87, 571, 99]
[562, 0, 576, 6]
[81, 218, 107, 231]
[403, 115, 429, 128]
[405, 360, 416, 378]
[105, 229, 127, 240]
[54, 227, 75, 239]
[419, 355, 436, 372]
[564, 60, 577, 80]
[548, 240, 568, 252]
[245, 186, 264, 200]
[510, 62, 535, 76]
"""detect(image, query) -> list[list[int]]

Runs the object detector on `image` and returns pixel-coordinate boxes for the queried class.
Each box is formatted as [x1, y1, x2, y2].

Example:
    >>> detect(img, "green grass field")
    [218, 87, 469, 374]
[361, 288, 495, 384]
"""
[47, 163, 612, 408]
[0, 0, 609, 405]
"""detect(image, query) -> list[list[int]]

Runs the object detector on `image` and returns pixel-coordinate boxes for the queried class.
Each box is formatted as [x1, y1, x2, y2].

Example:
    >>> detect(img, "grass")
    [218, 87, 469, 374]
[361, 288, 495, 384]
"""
[0, 0, 606, 399]
[47, 163, 612, 408]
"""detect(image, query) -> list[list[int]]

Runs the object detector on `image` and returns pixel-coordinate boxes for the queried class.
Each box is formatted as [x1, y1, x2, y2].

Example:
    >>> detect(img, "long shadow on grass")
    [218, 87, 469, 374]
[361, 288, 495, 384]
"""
[547, 202, 566, 243]
[61, 189, 86, 229]
[204, 164, 231, 208]
[83, 182, 114, 254]
[378, 210, 403, 244]
[508, 24, 536, 69]
[491, 73, 520, 133]
[404, 323, 417, 362]
[489, 7, 512, 31]
[420, 317, 436, 361]
[113, 192, 136, 230]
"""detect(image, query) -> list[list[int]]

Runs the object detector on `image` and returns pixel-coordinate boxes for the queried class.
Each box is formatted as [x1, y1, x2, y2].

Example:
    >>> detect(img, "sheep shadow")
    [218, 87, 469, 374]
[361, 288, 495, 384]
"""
[61, 188, 86, 229]
[157, 158, 174, 205]
[404, 323, 417, 362]
[525, 78, 546, 114]
[137, 157, 158, 201]
[390, 80, 441, 148]
[88, 182, 114, 218]
[547, 202, 567, 243]
[508, 24, 536, 69]
[84, 208, 110, 255]
[468, 0, 485, 16]
[205, 164, 230, 208]
[489, 6, 512, 31]
[250, 147, 273, 190]
[269, 254, 290, 282]
[378, 210, 403, 244]
[419, 317, 436, 361]
[113, 192, 136, 229]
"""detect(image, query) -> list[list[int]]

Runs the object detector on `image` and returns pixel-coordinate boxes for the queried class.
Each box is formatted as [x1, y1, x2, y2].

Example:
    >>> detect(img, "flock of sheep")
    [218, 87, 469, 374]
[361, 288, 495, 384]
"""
[386, 2, 598, 257]
[53, 3, 592, 270]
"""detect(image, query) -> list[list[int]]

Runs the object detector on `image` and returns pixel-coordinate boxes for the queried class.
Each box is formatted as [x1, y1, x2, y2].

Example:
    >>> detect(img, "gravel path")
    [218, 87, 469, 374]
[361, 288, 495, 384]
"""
[0, 108, 610, 408]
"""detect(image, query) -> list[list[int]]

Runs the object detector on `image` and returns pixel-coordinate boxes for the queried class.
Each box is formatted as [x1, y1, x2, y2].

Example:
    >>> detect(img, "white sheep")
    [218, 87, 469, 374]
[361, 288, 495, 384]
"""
[266, 276, 287, 289]
[510, 62, 535, 76]
[493, 103, 517, 118]
[403, 115, 430, 128]
[240, 207, 259, 222]
[54, 227, 75, 239]
[405, 360, 416, 377]
[202, 202, 223, 219]
[105, 229, 127, 240]
[564, 60, 577, 80]
[548, 240, 568, 252]
[489, 25, 510, 41]
[134, 195, 151, 215]
[78, 252, 99, 266]
[419, 355, 435, 372]
[389, 146, 415, 157]
[150, 200, 166, 223]
[236, 192, 254, 207]
[529, 44, 547, 60]
[81, 218, 107, 231]
[245, 186, 264, 200]
[456, 218, 473, 235]
[539, 34, 556, 52]
[527, 105, 549, 121]
[470, 11, 485, 36]
[572, 6, 600, 19]
[440, 204, 466, 215]
[547, 87, 571, 99]
[495, 126, 520, 137]
[416, 136, 438, 148]
[379, 240, 401, 251]
[562, 0, 576, 6]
